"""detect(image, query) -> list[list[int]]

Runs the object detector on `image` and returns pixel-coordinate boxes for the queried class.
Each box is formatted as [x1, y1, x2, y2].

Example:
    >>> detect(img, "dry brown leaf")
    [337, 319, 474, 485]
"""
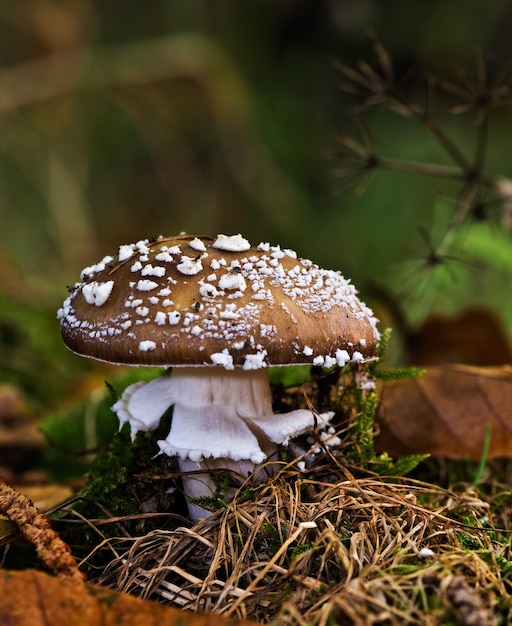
[403, 308, 512, 366]
[376, 364, 512, 459]
[0, 568, 261, 626]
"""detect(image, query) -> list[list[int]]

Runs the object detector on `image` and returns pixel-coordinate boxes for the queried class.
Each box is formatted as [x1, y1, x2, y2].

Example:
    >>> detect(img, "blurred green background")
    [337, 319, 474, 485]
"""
[2, 0, 512, 411]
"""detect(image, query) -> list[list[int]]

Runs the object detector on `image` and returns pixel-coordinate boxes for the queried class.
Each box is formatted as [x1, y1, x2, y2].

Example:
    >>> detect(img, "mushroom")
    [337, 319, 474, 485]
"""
[58, 233, 379, 519]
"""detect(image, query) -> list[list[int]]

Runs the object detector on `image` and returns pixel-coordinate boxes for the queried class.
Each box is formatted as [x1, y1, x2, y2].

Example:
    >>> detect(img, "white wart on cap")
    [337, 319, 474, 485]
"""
[58, 233, 380, 369]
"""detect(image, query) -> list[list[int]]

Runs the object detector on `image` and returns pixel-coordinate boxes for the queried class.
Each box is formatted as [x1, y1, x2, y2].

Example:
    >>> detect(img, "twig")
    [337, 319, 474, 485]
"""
[0, 480, 85, 582]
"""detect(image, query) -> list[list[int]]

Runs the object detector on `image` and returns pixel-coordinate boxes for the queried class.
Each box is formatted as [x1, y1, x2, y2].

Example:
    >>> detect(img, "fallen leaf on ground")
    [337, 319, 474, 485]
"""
[0, 569, 261, 626]
[403, 307, 512, 366]
[376, 364, 512, 459]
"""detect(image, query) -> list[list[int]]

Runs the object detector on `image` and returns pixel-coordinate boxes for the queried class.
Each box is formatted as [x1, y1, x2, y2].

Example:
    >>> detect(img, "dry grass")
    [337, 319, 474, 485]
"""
[92, 453, 512, 626]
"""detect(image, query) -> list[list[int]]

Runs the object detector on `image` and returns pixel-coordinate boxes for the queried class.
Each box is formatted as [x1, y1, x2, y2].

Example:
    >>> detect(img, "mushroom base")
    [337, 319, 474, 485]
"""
[178, 457, 273, 521]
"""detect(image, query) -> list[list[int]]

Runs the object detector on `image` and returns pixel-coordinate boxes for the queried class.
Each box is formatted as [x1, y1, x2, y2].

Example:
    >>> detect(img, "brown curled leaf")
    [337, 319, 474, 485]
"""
[376, 364, 512, 459]
[0, 568, 262, 626]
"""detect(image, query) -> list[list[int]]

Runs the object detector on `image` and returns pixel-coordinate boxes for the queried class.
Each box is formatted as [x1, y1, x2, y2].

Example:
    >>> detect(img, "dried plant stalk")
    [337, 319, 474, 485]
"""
[0, 480, 85, 582]
[94, 467, 509, 624]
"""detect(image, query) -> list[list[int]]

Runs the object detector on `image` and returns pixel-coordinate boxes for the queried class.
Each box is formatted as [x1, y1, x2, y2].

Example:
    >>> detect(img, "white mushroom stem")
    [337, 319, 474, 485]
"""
[112, 367, 335, 520]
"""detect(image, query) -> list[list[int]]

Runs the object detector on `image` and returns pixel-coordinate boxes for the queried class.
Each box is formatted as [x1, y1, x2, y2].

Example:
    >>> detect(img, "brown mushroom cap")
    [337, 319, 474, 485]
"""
[58, 234, 379, 368]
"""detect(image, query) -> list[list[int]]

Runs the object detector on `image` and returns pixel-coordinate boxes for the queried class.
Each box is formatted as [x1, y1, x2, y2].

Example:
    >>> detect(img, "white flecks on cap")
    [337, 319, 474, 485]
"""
[155, 311, 167, 325]
[323, 355, 337, 369]
[189, 237, 207, 252]
[213, 233, 251, 252]
[118, 244, 135, 262]
[211, 350, 234, 370]
[136, 279, 159, 292]
[141, 264, 166, 277]
[335, 349, 350, 367]
[135, 240, 151, 255]
[259, 324, 276, 338]
[82, 280, 114, 306]
[243, 351, 268, 370]
[219, 305, 240, 319]
[302, 346, 313, 356]
[351, 351, 364, 362]
[139, 340, 157, 352]
[177, 256, 203, 275]
[199, 283, 219, 298]
[182, 312, 198, 326]
[80, 256, 114, 280]
[168, 311, 181, 325]
[155, 251, 174, 263]
[218, 273, 247, 292]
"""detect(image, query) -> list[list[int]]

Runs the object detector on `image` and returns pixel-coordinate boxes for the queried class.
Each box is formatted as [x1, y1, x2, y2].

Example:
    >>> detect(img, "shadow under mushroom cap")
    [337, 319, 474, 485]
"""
[58, 233, 380, 369]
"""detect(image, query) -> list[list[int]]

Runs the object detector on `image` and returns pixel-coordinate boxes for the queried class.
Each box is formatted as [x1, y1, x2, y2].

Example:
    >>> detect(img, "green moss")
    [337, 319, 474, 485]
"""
[340, 329, 430, 478]
[80, 431, 145, 516]
[76, 423, 167, 520]
[290, 541, 315, 560]
[262, 521, 285, 556]
[345, 386, 429, 477]
[187, 470, 234, 513]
